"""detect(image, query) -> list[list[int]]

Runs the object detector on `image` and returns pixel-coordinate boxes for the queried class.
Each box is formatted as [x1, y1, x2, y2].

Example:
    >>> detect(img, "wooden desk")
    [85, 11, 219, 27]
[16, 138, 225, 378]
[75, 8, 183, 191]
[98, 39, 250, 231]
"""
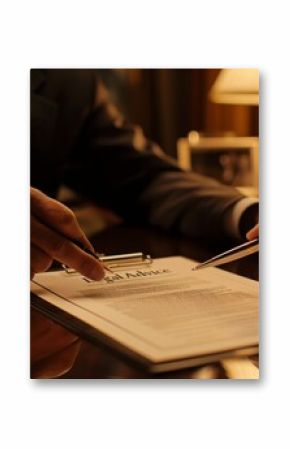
[32, 225, 259, 379]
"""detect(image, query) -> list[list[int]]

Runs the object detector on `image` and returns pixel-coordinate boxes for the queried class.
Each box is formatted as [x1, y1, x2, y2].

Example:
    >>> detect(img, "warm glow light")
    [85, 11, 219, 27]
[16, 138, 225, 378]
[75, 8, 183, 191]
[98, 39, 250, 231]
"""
[188, 131, 200, 145]
[210, 69, 259, 105]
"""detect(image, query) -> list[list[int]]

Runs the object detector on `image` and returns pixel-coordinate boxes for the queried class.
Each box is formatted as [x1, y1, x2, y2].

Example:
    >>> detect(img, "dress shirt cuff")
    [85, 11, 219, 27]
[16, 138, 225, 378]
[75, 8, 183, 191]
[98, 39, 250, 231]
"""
[223, 197, 259, 240]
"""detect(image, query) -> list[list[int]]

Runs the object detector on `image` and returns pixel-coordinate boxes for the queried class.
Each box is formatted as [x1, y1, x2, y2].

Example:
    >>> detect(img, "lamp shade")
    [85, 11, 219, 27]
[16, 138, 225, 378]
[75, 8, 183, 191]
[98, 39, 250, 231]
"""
[210, 69, 259, 105]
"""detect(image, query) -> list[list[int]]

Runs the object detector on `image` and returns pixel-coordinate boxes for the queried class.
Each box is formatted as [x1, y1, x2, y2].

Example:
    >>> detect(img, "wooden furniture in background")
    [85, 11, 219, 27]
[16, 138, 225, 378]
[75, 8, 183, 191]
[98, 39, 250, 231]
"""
[101, 69, 259, 158]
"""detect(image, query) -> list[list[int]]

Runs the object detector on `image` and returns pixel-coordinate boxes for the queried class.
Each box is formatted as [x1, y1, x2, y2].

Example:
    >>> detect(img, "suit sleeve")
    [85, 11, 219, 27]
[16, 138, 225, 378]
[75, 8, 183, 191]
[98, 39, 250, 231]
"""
[63, 73, 246, 239]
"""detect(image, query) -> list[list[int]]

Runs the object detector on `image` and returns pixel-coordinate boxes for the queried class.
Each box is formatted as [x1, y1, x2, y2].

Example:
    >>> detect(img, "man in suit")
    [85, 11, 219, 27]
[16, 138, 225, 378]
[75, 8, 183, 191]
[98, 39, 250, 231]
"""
[30, 69, 258, 377]
[31, 69, 258, 280]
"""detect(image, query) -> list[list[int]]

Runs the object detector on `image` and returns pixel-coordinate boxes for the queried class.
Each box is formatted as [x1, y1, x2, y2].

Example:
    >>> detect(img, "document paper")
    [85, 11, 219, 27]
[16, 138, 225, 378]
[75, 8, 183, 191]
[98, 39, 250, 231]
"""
[31, 256, 259, 370]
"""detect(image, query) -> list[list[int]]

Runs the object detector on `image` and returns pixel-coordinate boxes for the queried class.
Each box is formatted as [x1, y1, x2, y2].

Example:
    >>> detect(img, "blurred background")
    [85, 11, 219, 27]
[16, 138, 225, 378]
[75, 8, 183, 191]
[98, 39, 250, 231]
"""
[99, 68, 259, 158]
[60, 68, 259, 235]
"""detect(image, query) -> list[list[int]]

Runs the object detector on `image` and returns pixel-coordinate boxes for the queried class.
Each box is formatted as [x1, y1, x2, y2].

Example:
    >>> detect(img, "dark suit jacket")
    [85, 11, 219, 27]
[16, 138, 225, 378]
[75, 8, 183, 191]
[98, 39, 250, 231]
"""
[31, 69, 245, 239]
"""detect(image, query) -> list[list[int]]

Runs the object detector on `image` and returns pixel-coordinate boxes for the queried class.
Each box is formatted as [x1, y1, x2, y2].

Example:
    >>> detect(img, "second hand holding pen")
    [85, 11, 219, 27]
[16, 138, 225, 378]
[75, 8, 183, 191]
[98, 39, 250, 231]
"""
[193, 238, 259, 271]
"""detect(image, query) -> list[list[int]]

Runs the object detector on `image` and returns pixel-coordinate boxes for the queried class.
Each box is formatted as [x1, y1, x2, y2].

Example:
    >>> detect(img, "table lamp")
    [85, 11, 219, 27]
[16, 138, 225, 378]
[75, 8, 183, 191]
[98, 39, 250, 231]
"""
[209, 69, 259, 105]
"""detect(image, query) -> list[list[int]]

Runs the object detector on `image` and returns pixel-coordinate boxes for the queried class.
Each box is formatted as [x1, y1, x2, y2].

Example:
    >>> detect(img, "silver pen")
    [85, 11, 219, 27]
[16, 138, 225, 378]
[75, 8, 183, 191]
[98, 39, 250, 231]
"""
[193, 238, 259, 271]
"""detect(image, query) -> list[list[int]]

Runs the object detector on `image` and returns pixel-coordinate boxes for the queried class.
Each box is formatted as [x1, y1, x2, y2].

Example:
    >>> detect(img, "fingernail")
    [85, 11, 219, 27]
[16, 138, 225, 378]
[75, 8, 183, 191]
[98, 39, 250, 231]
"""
[88, 263, 105, 281]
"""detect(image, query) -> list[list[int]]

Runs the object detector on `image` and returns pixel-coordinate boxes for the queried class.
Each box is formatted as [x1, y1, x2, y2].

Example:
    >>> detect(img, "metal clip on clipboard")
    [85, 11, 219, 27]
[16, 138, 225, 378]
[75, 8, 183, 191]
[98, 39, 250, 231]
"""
[63, 252, 152, 275]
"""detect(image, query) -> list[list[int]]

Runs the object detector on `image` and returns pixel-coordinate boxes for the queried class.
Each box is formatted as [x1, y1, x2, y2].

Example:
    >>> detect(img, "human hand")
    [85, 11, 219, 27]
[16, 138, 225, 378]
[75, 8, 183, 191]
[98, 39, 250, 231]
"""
[246, 223, 259, 240]
[30, 187, 104, 280]
[30, 309, 81, 378]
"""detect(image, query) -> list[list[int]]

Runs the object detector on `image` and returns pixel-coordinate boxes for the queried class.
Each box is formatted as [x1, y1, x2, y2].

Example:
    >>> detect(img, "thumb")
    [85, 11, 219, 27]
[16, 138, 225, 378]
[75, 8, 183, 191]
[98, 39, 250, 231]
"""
[246, 224, 259, 240]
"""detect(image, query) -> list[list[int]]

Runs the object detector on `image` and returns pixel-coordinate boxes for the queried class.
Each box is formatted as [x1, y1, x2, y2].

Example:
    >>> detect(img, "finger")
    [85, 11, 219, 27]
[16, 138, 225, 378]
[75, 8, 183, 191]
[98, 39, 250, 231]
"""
[31, 308, 79, 365]
[31, 215, 104, 280]
[31, 244, 53, 274]
[246, 224, 259, 240]
[31, 188, 94, 253]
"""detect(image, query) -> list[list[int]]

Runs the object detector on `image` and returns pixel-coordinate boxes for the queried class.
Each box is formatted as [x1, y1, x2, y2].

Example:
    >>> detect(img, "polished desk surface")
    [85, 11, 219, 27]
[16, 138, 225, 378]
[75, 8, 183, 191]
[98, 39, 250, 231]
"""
[35, 225, 259, 379]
